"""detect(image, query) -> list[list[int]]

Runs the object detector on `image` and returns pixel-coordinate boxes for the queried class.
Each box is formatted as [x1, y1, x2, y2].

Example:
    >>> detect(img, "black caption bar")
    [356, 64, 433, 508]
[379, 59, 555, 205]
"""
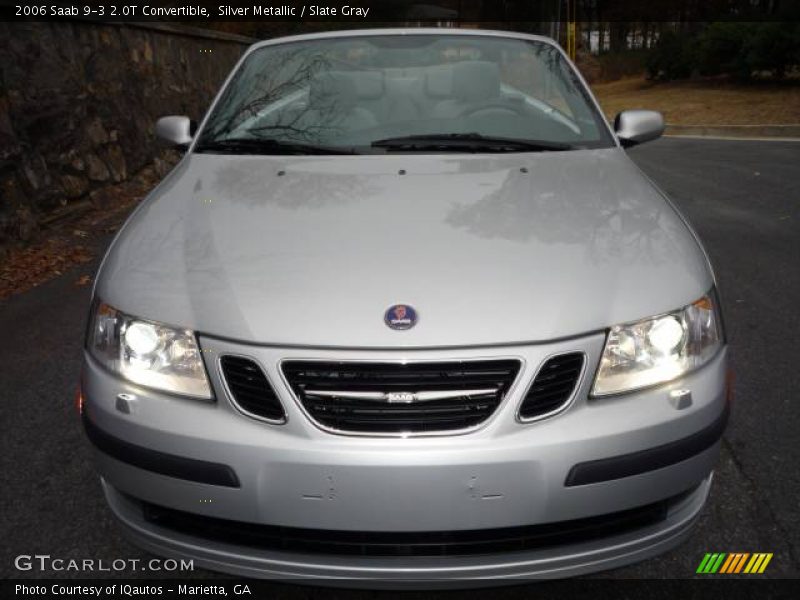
[2, 0, 799, 23]
[2, 579, 795, 599]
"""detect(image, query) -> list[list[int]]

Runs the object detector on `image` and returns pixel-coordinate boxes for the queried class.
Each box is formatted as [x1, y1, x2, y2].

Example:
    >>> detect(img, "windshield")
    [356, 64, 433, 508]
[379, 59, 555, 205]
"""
[196, 34, 614, 154]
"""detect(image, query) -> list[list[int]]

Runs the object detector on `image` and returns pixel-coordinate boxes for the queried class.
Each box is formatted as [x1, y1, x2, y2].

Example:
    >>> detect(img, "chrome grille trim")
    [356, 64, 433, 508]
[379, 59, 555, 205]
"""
[304, 388, 500, 403]
[280, 358, 524, 437]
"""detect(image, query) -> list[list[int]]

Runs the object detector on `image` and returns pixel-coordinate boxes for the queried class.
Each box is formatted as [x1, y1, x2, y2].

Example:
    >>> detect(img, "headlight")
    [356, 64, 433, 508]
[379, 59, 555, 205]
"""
[592, 292, 722, 396]
[87, 301, 212, 399]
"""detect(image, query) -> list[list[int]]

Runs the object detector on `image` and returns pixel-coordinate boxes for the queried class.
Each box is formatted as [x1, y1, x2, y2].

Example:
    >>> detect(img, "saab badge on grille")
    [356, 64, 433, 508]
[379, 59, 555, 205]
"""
[385, 304, 417, 330]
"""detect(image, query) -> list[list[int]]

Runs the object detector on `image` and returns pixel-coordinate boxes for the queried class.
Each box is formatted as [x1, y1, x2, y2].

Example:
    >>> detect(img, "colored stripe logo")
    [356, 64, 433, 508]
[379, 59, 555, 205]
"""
[697, 553, 773, 574]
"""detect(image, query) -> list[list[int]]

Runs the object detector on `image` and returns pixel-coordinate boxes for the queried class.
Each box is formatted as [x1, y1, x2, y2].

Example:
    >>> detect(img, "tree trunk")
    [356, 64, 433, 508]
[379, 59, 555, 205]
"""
[609, 22, 628, 53]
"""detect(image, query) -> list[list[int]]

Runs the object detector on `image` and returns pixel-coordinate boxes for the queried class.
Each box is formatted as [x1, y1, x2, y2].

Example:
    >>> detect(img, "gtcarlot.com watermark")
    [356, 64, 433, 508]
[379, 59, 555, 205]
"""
[14, 554, 194, 573]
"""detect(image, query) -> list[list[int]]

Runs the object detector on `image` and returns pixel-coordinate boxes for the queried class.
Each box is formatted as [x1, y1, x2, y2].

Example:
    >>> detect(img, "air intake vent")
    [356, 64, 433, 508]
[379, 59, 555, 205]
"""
[220, 356, 285, 422]
[282, 360, 521, 435]
[519, 353, 584, 420]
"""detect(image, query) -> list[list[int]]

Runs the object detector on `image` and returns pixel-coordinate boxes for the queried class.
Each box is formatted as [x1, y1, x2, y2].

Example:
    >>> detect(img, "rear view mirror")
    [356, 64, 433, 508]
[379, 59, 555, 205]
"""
[614, 110, 665, 147]
[155, 116, 194, 147]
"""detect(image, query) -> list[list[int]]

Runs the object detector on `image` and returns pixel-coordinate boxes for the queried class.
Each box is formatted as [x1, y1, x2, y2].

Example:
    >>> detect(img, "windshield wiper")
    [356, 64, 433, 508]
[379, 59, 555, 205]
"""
[371, 133, 574, 153]
[194, 137, 359, 155]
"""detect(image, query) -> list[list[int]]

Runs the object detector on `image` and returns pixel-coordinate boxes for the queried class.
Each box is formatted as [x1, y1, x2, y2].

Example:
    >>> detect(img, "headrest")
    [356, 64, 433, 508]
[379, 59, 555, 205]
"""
[452, 61, 501, 102]
[346, 70, 385, 100]
[424, 65, 454, 99]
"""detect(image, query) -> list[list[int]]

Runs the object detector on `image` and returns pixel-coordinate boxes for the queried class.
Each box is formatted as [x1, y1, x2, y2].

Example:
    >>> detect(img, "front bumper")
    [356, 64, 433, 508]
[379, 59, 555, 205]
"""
[81, 333, 728, 582]
[102, 474, 712, 584]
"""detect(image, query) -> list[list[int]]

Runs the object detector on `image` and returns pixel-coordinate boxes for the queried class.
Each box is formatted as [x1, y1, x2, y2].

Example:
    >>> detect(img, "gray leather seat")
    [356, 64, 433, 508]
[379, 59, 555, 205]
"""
[304, 72, 378, 134]
[431, 61, 503, 119]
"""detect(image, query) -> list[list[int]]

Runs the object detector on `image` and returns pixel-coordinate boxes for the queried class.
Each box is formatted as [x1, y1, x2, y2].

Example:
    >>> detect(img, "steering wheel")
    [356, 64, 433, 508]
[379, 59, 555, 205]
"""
[458, 102, 527, 119]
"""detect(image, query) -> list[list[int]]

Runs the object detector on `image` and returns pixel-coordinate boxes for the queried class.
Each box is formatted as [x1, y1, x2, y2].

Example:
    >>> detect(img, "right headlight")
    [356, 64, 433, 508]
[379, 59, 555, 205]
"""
[87, 301, 212, 399]
[592, 291, 723, 396]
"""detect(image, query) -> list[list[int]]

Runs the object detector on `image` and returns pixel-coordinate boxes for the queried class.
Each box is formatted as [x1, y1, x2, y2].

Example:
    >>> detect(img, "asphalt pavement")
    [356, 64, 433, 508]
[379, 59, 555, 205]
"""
[1, 138, 798, 586]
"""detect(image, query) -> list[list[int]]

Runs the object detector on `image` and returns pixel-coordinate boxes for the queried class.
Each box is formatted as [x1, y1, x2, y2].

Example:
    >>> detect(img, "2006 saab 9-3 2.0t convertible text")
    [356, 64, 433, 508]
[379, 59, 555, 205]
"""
[79, 29, 730, 584]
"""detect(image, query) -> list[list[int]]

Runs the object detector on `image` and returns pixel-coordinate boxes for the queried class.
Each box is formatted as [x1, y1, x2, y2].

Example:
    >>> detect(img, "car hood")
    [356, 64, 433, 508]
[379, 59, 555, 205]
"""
[97, 149, 712, 348]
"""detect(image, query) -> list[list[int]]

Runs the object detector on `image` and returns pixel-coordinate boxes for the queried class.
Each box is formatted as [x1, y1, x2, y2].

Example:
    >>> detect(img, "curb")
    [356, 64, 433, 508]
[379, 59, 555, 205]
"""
[665, 124, 800, 139]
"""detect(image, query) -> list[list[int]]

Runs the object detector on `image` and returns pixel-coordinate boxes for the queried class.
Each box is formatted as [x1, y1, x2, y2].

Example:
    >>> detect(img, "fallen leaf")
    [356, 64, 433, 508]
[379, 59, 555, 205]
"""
[75, 275, 93, 287]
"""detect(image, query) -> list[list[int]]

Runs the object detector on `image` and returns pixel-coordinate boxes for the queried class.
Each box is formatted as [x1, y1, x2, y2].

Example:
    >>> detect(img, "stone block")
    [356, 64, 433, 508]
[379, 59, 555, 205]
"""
[86, 153, 110, 182]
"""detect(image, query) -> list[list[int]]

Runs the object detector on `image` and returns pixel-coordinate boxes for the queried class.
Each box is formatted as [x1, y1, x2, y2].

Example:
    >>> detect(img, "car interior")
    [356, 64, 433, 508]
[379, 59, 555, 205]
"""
[238, 59, 590, 146]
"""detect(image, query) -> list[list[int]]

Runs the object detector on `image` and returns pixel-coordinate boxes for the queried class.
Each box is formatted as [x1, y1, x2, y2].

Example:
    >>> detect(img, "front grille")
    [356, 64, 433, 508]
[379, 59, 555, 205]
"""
[519, 353, 585, 419]
[282, 360, 521, 434]
[220, 355, 285, 421]
[140, 493, 682, 557]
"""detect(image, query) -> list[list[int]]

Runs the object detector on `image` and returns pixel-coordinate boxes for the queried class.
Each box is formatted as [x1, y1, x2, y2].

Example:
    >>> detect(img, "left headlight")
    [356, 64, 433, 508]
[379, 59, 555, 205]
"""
[592, 291, 723, 396]
[87, 301, 212, 399]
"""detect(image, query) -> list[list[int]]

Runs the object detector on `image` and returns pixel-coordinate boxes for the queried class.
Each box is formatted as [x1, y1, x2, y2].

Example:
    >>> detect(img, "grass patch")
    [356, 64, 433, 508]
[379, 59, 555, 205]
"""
[591, 76, 800, 125]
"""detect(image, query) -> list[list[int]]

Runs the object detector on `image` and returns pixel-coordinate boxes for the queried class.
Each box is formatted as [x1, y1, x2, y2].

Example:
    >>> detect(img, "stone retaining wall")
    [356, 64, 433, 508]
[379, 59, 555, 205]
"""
[0, 21, 255, 248]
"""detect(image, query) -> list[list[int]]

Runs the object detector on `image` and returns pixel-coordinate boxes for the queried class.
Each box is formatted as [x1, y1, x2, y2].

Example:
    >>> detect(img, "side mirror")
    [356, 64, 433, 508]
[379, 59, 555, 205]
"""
[614, 110, 665, 147]
[155, 116, 194, 147]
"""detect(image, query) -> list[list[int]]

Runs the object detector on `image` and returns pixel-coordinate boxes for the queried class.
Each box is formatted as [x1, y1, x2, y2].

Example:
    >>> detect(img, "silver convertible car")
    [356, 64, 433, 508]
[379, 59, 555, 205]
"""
[80, 29, 730, 583]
